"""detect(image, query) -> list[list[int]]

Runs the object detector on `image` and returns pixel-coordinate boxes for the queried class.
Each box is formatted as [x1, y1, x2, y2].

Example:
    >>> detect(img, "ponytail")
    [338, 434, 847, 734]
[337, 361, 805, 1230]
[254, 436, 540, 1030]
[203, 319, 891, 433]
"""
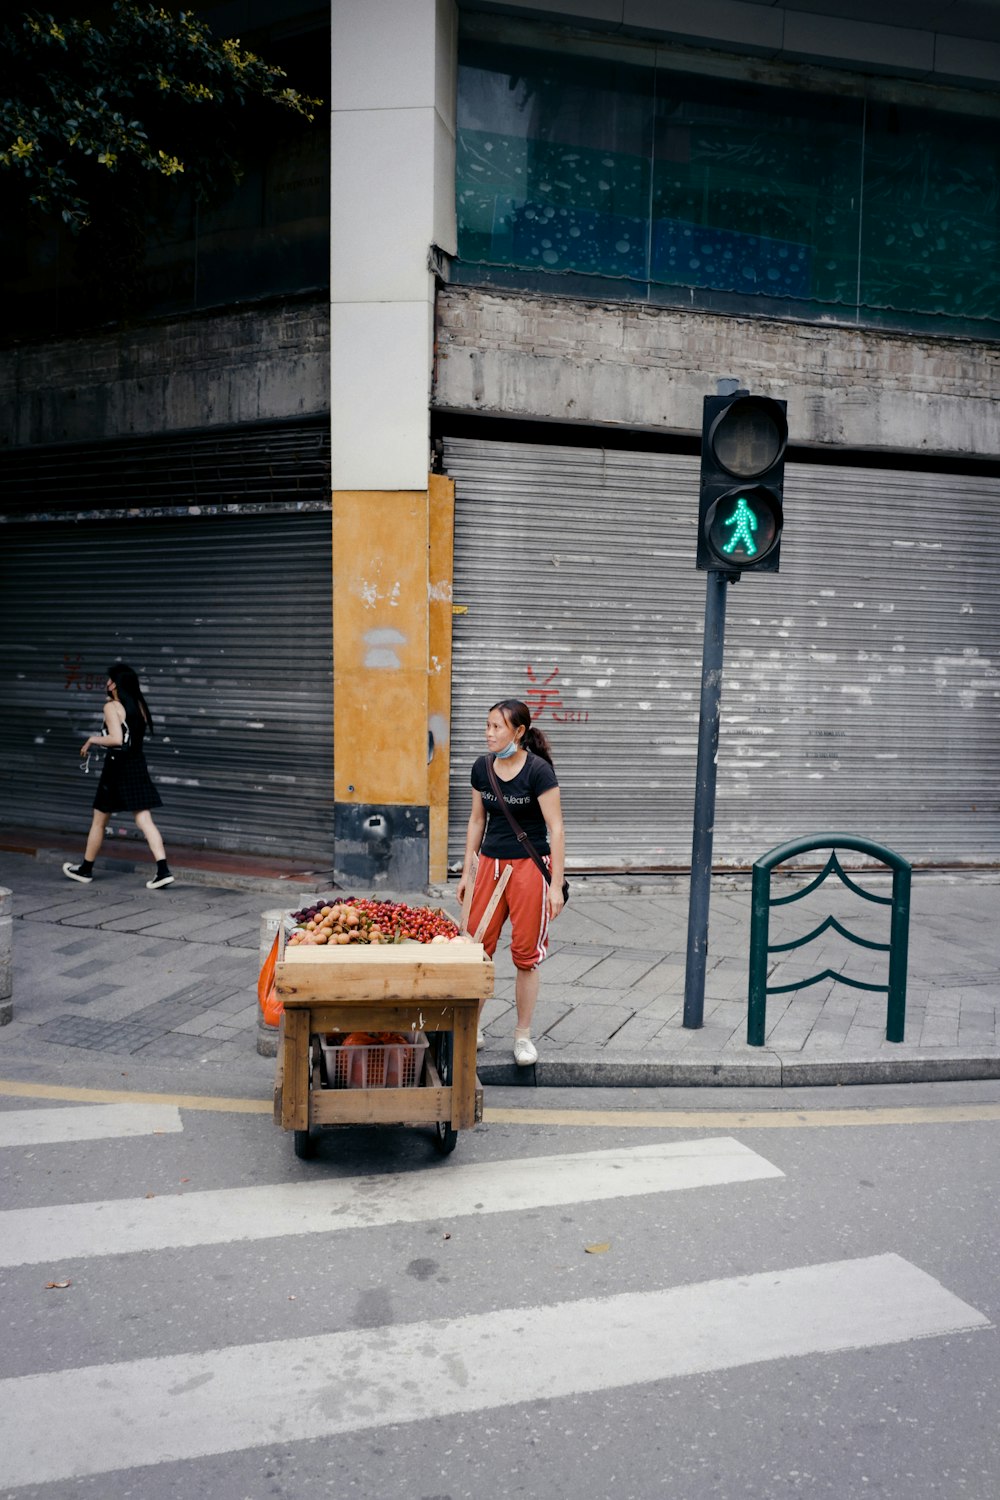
[525, 724, 554, 766]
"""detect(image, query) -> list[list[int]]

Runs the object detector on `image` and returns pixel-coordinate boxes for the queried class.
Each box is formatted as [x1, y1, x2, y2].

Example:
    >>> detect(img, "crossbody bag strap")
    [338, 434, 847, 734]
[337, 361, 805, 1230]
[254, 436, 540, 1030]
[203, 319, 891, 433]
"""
[485, 755, 552, 885]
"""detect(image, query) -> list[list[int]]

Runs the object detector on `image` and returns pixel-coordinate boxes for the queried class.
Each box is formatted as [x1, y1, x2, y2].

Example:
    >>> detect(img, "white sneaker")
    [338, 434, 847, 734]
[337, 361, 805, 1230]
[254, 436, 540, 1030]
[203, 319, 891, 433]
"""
[513, 1034, 538, 1066]
[477, 1028, 486, 1050]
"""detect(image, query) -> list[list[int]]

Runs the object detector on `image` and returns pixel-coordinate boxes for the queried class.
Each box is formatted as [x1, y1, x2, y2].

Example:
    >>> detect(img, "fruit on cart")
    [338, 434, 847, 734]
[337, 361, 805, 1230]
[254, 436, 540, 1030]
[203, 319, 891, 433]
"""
[350, 898, 459, 942]
[342, 1031, 406, 1046]
[287, 897, 459, 945]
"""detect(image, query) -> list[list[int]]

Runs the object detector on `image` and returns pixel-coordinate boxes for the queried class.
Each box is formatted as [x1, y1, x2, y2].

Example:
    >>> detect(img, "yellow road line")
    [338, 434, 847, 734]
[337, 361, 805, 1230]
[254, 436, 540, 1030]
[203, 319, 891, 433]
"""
[484, 1104, 1000, 1129]
[0, 1080, 271, 1114]
[2, 1079, 999, 1128]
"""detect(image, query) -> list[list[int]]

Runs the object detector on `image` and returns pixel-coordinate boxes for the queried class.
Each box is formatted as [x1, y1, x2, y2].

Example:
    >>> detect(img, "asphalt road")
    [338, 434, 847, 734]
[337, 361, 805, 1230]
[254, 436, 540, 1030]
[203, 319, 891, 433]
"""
[1, 1079, 998, 1499]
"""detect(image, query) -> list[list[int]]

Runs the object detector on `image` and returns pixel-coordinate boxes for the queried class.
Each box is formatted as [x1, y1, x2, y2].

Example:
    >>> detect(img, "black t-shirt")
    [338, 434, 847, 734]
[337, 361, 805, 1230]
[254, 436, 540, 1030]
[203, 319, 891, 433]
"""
[472, 751, 559, 860]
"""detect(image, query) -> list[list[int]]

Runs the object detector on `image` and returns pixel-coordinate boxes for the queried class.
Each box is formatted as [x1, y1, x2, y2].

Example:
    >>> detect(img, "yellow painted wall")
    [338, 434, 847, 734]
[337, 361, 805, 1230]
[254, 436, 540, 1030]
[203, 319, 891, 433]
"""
[427, 473, 456, 881]
[332, 478, 455, 881]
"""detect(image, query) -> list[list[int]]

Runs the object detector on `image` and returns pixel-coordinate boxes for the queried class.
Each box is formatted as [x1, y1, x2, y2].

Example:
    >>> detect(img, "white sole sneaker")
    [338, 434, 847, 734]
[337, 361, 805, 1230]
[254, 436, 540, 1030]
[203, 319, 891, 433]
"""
[477, 1029, 486, 1050]
[513, 1035, 538, 1066]
[146, 874, 175, 889]
[62, 863, 93, 884]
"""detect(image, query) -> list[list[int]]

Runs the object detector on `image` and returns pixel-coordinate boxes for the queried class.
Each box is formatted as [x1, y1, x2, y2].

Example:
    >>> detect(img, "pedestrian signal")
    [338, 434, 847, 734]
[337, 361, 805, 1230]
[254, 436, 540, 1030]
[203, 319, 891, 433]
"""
[696, 392, 787, 574]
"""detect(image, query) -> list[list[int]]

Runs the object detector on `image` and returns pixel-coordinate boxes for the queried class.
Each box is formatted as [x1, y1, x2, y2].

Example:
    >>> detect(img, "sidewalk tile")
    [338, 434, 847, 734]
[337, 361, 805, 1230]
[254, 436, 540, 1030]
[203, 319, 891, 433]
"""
[59, 902, 156, 929]
[172, 1015, 223, 1036]
[96, 910, 177, 934]
[56, 935, 123, 956]
[225, 1003, 262, 1026]
[545, 1003, 635, 1046]
[540, 949, 612, 984]
[58, 986, 114, 1008]
[201, 987, 255, 1015]
[575, 955, 663, 990]
[604, 1013, 668, 1050]
[202, 1024, 243, 1041]
[15, 895, 99, 920]
[681, 1024, 740, 1050]
[633, 994, 684, 1021]
[60, 958, 118, 979]
[631, 959, 686, 994]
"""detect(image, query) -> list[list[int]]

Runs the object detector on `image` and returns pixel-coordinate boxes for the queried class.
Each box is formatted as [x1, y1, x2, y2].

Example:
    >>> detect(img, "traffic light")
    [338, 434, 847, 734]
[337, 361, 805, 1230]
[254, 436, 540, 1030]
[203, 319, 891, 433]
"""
[696, 391, 787, 574]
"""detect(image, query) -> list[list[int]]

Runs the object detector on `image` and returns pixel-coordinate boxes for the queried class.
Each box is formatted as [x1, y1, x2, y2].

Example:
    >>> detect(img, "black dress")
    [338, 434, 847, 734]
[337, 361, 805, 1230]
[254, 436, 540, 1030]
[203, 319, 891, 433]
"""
[93, 707, 162, 813]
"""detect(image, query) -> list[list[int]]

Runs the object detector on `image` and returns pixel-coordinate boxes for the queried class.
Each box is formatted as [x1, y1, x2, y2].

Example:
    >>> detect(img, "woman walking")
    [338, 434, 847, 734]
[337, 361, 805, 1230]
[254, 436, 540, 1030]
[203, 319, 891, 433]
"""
[456, 698, 565, 1065]
[63, 662, 174, 890]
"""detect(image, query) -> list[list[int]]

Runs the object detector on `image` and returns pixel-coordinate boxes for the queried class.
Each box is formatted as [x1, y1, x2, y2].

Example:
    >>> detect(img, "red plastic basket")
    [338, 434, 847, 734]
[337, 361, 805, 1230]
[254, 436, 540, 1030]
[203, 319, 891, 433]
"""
[320, 1033, 429, 1090]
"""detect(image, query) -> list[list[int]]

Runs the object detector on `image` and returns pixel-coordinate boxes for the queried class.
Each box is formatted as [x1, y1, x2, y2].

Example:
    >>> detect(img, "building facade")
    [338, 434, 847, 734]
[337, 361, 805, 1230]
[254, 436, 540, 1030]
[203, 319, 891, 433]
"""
[0, 2, 335, 864]
[2, 0, 999, 878]
[335, 0, 1000, 877]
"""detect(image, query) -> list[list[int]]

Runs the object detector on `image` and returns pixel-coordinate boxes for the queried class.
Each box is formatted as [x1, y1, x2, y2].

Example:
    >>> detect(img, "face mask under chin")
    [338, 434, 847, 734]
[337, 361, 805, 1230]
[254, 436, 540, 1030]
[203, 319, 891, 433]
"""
[494, 738, 520, 760]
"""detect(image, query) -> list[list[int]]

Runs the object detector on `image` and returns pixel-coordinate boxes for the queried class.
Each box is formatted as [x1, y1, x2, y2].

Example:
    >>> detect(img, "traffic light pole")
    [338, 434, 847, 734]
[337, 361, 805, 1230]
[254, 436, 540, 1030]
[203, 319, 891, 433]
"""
[686, 381, 786, 1028]
[683, 568, 730, 1029]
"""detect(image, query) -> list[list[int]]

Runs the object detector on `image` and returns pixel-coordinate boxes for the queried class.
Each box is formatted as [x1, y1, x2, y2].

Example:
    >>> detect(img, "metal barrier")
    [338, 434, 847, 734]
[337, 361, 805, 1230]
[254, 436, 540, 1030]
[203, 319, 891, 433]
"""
[747, 835, 911, 1048]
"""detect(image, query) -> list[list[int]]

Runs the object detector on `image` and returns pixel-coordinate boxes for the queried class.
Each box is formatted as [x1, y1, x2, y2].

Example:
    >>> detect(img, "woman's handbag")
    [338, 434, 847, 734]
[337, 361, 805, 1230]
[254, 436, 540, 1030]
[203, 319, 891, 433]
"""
[486, 756, 570, 905]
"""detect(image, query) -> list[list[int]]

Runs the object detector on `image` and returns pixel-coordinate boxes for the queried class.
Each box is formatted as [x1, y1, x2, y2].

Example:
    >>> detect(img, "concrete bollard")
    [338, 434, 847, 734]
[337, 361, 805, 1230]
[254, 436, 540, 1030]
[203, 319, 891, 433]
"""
[256, 907, 287, 1058]
[0, 888, 11, 1026]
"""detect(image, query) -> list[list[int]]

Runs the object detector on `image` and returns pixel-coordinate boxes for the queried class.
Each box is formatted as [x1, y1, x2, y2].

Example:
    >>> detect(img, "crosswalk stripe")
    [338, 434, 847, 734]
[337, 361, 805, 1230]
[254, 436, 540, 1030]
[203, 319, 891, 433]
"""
[0, 1136, 782, 1268]
[0, 1102, 183, 1149]
[0, 1253, 986, 1489]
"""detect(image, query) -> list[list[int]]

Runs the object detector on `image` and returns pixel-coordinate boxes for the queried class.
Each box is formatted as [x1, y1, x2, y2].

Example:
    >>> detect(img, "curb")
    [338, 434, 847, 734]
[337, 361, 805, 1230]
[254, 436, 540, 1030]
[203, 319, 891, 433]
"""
[476, 1051, 1000, 1089]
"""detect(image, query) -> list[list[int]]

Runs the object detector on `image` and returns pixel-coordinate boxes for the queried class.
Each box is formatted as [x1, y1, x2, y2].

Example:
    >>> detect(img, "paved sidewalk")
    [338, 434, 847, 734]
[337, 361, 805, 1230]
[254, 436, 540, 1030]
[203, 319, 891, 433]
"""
[0, 841, 998, 1092]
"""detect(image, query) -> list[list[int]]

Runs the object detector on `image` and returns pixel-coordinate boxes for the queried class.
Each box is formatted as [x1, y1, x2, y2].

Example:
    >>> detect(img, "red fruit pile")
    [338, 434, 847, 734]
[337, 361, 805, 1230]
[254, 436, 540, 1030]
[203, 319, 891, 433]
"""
[350, 899, 459, 942]
[288, 897, 458, 945]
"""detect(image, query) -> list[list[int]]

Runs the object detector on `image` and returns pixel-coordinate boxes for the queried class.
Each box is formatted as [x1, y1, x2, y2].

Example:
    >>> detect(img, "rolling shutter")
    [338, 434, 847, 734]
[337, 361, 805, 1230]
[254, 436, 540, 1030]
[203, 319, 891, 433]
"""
[1, 506, 333, 863]
[444, 435, 1000, 870]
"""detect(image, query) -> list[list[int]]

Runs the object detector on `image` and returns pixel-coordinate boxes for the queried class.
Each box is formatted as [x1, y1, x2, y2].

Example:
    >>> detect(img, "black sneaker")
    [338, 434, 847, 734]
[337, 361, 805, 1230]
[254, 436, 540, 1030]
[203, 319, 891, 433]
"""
[146, 871, 175, 889]
[62, 862, 93, 884]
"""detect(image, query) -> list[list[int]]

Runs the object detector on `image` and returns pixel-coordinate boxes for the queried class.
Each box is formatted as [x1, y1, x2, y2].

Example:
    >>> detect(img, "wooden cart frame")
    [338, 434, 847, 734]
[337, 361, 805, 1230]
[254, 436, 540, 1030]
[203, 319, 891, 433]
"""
[273, 943, 492, 1157]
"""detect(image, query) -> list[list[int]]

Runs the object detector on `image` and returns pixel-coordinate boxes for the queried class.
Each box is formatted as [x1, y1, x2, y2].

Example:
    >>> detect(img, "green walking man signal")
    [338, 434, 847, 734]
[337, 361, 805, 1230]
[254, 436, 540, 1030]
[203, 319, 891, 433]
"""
[722, 496, 758, 555]
[696, 391, 787, 574]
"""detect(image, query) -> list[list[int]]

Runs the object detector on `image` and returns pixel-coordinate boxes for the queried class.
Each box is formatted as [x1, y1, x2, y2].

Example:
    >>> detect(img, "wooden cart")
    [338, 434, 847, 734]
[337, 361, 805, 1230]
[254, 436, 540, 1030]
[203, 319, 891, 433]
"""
[273, 943, 493, 1157]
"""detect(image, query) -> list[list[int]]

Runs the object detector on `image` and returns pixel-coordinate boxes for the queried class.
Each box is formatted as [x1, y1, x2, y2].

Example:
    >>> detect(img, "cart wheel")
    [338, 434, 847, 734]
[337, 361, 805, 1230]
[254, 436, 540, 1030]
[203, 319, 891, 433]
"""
[432, 1031, 459, 1155]
[293, 1127, 315, 1160]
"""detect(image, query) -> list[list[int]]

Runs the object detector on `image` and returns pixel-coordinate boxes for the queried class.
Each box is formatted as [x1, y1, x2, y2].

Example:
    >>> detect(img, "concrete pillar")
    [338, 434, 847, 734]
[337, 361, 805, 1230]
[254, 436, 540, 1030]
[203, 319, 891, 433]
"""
[330, 0, 457, 490]
[329, 0, 459, 888]
[0, 888, 11, 1026]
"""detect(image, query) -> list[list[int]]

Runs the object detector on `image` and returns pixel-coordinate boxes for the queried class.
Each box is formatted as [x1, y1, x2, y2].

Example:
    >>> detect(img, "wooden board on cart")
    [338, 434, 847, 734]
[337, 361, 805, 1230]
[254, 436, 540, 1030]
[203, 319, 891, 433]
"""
[273, 942, 492, 1143]
[275, 941, 494, 1003]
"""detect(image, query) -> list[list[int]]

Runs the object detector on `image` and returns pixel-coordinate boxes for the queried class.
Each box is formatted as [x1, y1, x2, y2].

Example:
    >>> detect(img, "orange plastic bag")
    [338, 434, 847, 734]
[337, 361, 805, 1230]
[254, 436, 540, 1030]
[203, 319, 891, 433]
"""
[258, 933, 282, 1028]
